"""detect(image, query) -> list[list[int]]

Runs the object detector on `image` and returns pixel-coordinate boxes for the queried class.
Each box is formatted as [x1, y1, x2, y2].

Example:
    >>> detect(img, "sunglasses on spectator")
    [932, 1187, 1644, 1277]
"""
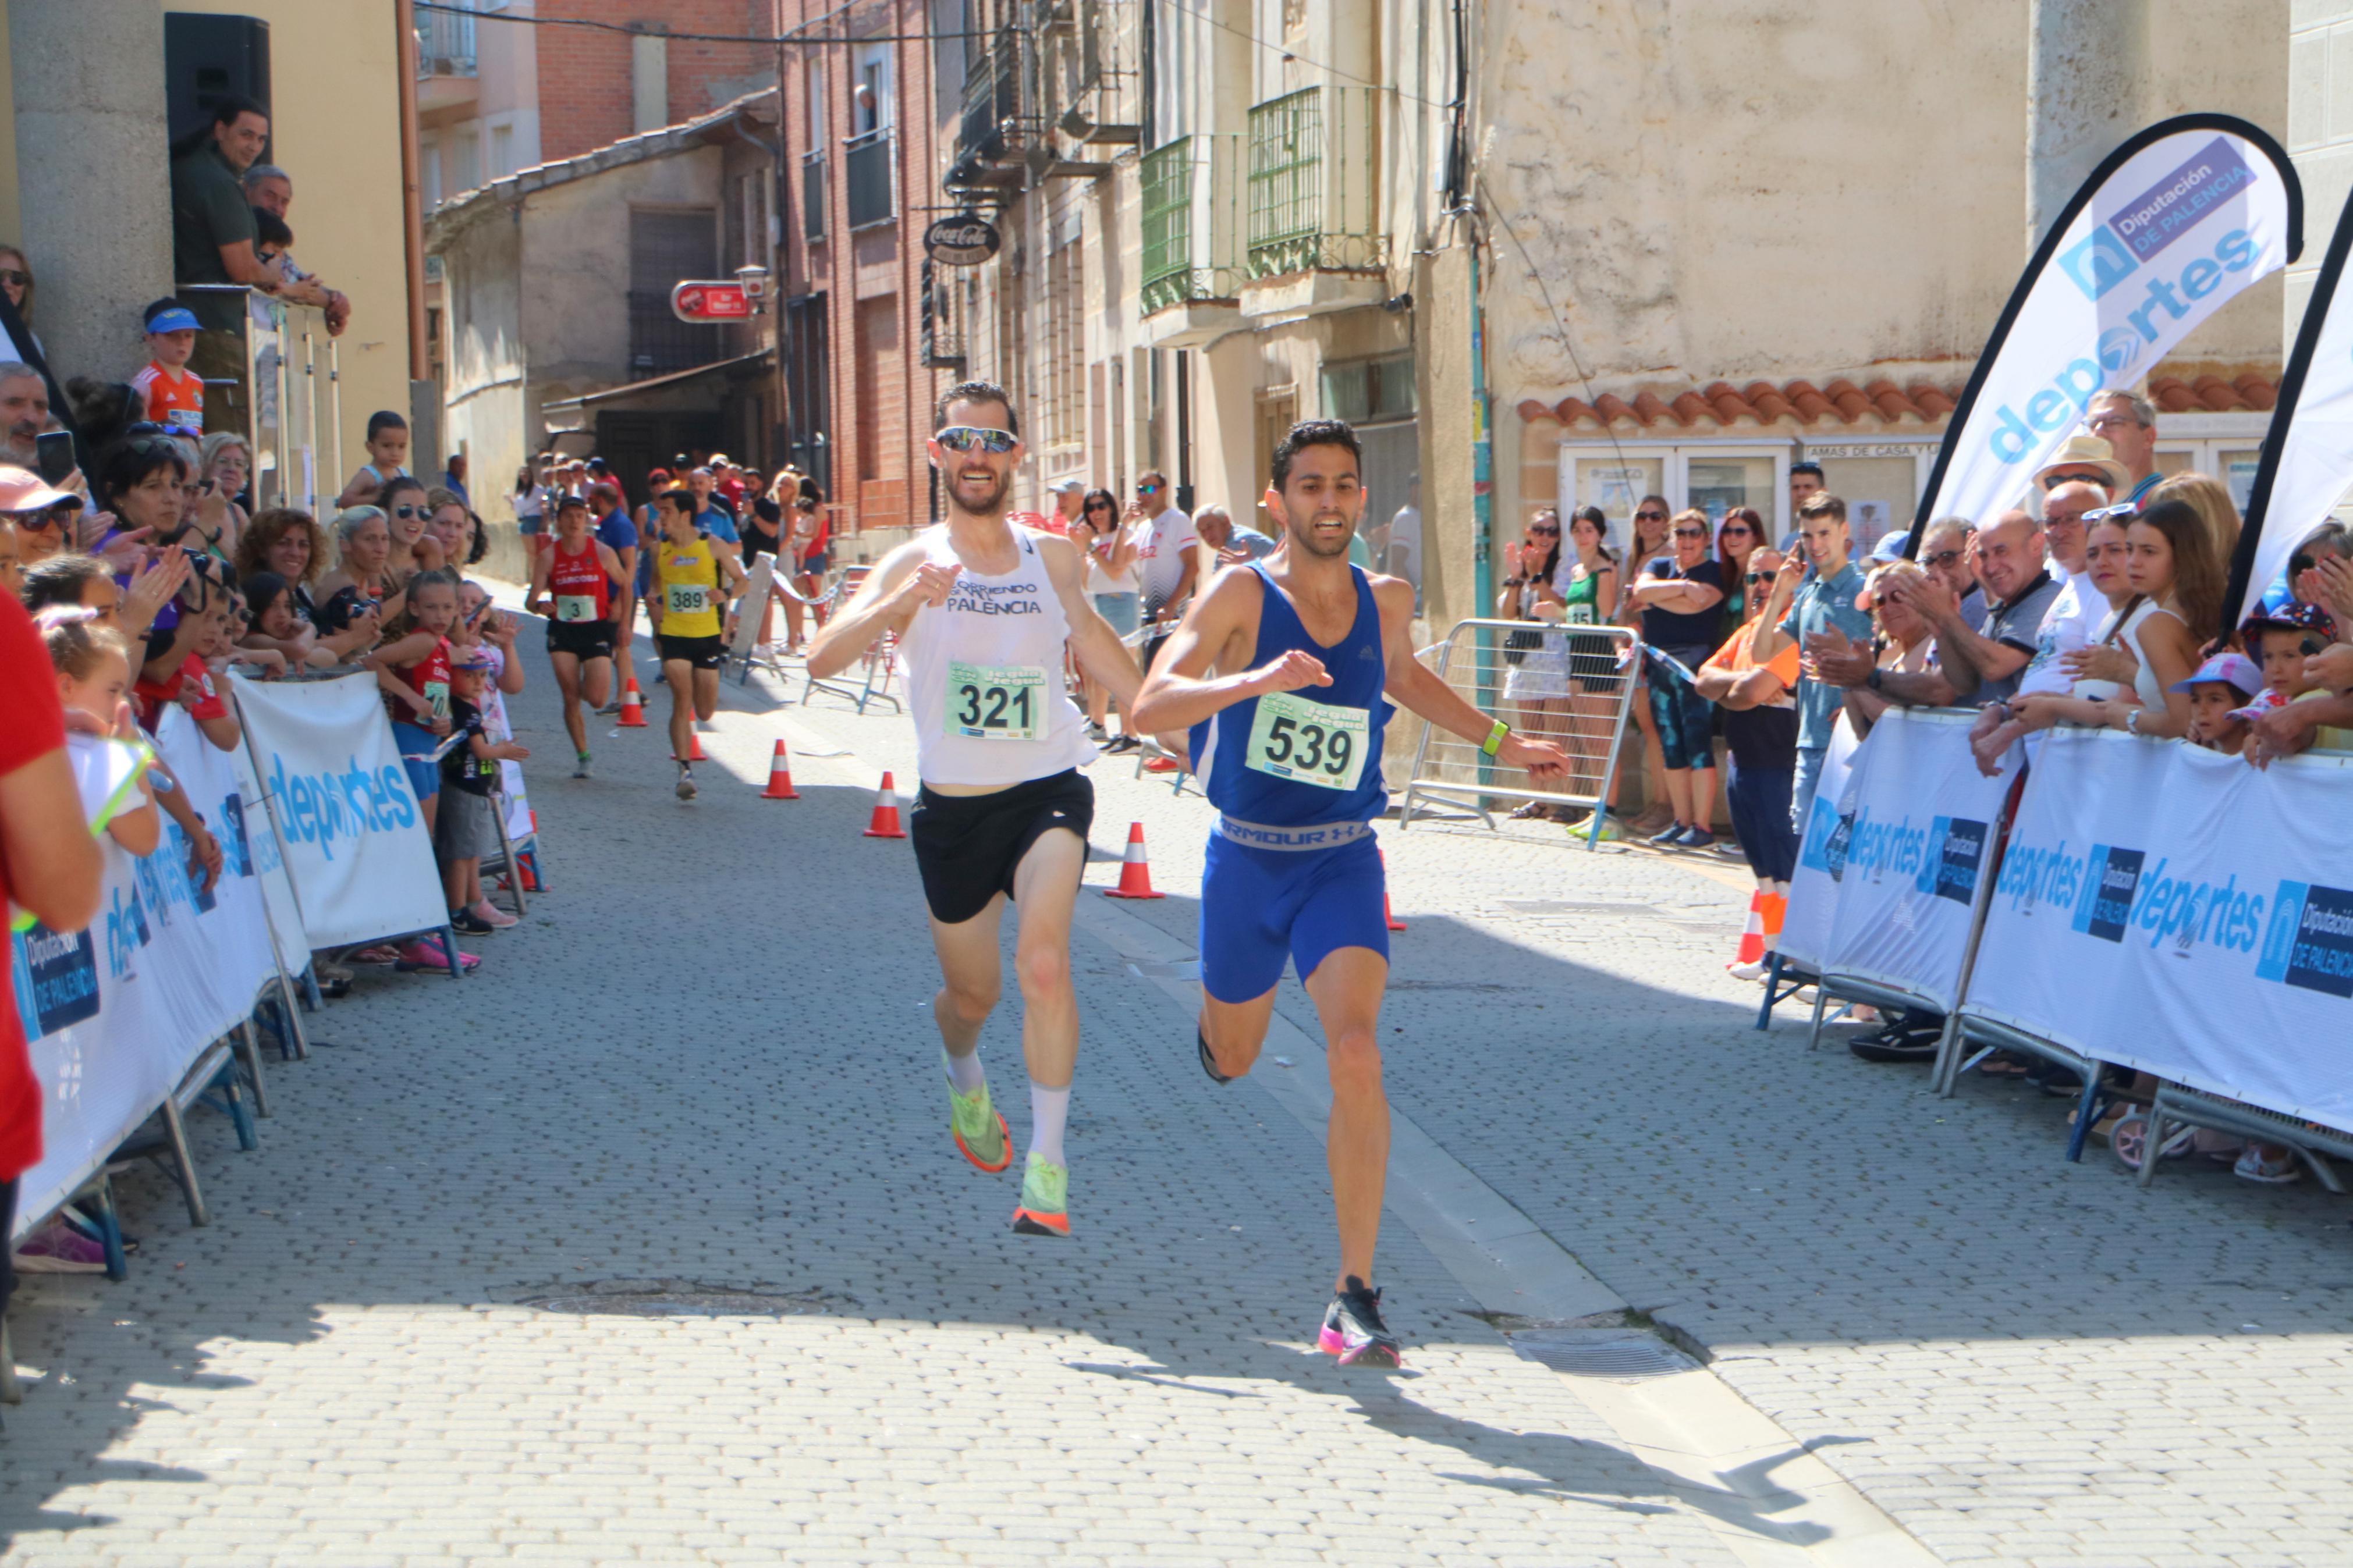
[15, 510, 62, 531]
[1635, 509, 1667, 522]
[1529, 524, 1559, 536]
[2079, 502, 2139, 524]
[935, 425, 1017, 454]
[1719, 525, 1753, 538]
[390, 503, 425, 518]
[1745, 570, 1770, 585]
[0, 270, 27, 287]
[1137, 482, 1162, 495]
[1672, 527, 1708, 539]
[2291, 551, 2327, 579]
[1921, 548, 1965, 568]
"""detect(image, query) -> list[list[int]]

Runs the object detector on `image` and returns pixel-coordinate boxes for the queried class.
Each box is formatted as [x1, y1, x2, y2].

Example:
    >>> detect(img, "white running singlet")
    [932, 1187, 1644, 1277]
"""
[900, 524, 1099, 787]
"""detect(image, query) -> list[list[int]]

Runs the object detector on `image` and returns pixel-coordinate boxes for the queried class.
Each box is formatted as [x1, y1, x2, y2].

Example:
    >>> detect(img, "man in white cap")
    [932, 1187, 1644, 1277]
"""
[1047, 475, 1086, 534]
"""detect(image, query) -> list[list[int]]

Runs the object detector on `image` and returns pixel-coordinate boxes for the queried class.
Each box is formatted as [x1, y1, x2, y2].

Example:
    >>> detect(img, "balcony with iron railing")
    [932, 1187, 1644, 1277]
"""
[949, 26, 1034, 190]
[844, 129, 893, 230]
[1245, 86, 1381, 279]
[1059, 0, 1141, 147]
[1137, 134, 1247, 342]
[414, 2, 479, 111]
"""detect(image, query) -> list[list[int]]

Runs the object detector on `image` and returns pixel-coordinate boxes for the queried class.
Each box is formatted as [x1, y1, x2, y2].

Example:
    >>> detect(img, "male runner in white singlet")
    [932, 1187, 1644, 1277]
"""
[1129, 419, 1571, 1364]
[807, 381, 1144, 1238]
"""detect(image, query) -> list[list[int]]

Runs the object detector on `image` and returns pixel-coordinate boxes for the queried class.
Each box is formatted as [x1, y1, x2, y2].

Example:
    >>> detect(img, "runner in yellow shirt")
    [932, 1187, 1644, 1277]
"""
[647, 486, 746, 799]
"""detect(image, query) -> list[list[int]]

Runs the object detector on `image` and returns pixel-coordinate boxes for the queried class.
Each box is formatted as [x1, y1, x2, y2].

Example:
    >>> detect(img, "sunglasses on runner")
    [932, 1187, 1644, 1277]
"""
[935, 425, 1017, 454]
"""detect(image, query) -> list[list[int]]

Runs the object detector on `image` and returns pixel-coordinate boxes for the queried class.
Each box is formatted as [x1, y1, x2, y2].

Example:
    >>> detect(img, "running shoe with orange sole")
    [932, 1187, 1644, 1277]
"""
[1010, 1151, 1069, 1238]
[945, 1062, 1012, 1172]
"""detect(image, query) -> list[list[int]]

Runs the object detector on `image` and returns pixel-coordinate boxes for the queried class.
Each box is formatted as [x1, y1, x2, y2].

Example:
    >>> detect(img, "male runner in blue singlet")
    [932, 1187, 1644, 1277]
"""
[1128, 419, 1571, 1366]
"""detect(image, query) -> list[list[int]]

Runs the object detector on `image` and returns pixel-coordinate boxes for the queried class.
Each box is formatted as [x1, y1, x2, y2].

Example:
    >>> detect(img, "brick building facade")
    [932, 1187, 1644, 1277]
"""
[533, 1, 776, 164]
[775, 0, 942, 544]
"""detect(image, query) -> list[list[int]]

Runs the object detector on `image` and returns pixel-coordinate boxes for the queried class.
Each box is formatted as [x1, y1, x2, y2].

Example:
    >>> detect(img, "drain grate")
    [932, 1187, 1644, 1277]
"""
[509, 1278, 850, 1319]
[1509, 1328, 1695, 1381]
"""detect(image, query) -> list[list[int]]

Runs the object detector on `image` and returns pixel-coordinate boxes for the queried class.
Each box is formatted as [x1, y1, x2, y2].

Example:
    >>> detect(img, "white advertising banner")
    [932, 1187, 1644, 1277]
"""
[9, 721, 283, 1239]
[2230, 183, 2353, 618]
[1964, 733, 2353, 1133]
[1818, 709, 2018, 1012]
[227, 735, 312, 977]
[229, 671, 449, 950]
[1777, 713, 1863, 974]
[1918, 117, 2299, 533]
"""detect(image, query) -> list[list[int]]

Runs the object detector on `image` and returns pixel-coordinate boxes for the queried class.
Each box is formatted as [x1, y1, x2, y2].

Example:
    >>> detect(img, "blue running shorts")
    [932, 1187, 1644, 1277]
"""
[1199, 830, 1389, 1003]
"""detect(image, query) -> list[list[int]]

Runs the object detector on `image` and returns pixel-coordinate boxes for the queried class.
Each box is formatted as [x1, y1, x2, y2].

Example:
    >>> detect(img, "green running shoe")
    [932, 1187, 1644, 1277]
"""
[1010, 1151, 1070, 1238]
[946, 1061, 1011, 1172]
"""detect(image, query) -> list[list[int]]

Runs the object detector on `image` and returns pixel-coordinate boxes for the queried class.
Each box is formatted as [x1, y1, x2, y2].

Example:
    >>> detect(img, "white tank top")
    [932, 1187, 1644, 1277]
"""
[901, 524, 1099, 787]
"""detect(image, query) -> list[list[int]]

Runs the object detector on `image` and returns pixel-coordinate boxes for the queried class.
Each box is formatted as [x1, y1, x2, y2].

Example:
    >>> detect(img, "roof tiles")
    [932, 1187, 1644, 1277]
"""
[1517, 372, 2274, 431]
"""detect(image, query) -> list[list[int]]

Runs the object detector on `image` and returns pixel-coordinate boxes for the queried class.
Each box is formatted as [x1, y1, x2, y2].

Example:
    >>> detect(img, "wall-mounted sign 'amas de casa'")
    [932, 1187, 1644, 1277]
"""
[671, 282, 753, 323]
[1911, 115, 2303, 545]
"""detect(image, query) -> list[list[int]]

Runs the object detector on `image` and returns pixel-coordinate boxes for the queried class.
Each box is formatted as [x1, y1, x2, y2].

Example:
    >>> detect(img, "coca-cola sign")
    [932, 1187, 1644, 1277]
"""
[671, 281, 753, 322]
[924, 213, 1000, 267]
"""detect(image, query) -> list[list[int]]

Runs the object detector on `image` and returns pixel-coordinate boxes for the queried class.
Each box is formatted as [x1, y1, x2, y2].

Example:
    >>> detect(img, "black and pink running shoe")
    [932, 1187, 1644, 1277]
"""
[1318, 1275, 1403, 1368]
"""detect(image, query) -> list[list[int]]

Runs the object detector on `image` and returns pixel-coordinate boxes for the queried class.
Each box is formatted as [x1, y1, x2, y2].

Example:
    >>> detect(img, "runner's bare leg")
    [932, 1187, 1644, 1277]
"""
[929, 894, 1007, 1062]
[1006, 829, 1086, 1091]
[1303, 946, 1389, 1291]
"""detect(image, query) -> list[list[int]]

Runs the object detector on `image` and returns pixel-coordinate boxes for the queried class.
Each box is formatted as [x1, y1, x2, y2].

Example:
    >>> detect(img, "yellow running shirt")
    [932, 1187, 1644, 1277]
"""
[654, 534, 723, 638]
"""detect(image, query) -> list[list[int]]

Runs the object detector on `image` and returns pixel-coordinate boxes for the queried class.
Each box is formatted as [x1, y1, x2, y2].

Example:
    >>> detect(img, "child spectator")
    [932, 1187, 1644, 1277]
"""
[453, 579, 524, 745]
[41, 611, 162, 858]
[2237, 600, 2341, 766]
[2171, 651, 2260, 753]
[364, 568, 461, 834]
[436, 648, 528, 937]
[336, 410, 410, 509]
[237, 570, 329, 669]
[130, 299, 204, 429]
[131, 566, 240, 750]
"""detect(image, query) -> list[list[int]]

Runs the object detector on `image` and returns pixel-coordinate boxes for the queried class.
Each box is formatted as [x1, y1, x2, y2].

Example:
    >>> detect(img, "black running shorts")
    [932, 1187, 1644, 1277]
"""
[545, 618, 617, 661]
[910, 769, 1095, 925]
[658, 632, 726, 671]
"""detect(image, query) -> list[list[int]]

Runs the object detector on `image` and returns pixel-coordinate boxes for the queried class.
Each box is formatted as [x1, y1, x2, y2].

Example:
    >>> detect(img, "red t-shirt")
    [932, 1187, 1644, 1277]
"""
[132, 653, 228, 733]
[0, 593, 68, 1178]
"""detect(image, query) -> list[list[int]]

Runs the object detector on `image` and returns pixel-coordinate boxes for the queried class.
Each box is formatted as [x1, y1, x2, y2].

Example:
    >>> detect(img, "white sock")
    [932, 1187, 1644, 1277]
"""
[1028, 1082, 1070, 1167]
[942, 1047, 986, 1095]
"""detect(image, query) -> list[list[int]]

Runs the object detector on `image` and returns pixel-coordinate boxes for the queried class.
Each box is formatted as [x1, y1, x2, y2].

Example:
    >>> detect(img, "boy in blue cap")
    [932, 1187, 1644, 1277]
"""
[132, 298, 204, 428]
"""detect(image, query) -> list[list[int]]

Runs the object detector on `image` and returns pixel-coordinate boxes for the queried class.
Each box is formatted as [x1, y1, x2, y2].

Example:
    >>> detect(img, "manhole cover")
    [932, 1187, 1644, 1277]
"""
[1509, 1329, 1695, 1381]
[509, 1278, 850, 1318]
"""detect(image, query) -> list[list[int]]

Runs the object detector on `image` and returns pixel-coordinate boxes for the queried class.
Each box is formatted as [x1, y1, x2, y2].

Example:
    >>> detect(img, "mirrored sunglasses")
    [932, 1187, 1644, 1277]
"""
[935, 425, 1017, 454]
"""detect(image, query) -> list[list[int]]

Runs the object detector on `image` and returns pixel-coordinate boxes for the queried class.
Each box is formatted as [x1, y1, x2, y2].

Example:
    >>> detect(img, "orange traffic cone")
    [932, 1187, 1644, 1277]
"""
[1103, 821, 1166, 899]
[1761, 891, 1787, 951]
[616, 681, 648, 727]
[1729, 891, 1768, 969]
[672, 728, 705, 762]
[760, 738, 801, 799]
[1380, 851, 1407, 931]
[519, 810, 542, 891]
[863, 771, 908, 838]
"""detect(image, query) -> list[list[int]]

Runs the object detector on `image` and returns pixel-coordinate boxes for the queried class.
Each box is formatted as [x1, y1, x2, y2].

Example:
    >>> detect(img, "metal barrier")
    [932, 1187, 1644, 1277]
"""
[801, 565, 903, 713]
[182, 285, 339, 515]
[1396, 618, 1639, 849]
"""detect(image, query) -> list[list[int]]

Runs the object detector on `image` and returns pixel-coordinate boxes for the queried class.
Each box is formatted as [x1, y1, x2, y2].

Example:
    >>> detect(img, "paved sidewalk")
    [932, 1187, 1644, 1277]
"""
[2, 642, 1754, 1565]
[8, 625, 2351, 1566]
[761, 652, 2353, 1568]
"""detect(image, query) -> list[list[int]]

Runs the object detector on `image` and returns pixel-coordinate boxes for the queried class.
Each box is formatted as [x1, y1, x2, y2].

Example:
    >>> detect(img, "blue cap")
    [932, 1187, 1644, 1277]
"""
[144, 304, 199, 334]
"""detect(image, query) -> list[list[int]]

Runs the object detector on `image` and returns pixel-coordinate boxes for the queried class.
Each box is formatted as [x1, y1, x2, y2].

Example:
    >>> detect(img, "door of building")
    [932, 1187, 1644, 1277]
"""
[782, 292, 831, 498]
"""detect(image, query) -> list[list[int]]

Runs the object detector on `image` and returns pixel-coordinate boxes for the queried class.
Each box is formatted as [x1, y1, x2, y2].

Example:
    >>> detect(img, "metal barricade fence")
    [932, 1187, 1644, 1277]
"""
[1397, 618, 1639, 849]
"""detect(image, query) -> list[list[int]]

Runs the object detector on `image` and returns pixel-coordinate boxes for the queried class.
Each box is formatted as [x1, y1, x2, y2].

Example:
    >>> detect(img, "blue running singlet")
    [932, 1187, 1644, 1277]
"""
[1194, 563, 1394, 1001]
[1191, 563, 1391, 829]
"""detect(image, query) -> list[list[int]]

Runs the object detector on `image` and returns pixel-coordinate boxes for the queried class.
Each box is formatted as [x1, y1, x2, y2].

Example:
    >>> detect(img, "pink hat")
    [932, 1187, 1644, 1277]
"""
[0, 465, 81, 512]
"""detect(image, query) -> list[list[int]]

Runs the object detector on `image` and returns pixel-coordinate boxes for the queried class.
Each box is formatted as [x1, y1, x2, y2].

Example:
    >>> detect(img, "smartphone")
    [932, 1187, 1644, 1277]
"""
[34, 429, 75, 486]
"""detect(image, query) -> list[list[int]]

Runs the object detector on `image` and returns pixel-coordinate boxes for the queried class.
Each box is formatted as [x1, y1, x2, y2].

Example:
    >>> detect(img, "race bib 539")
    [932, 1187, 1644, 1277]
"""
[1245, 690, 1368, 790]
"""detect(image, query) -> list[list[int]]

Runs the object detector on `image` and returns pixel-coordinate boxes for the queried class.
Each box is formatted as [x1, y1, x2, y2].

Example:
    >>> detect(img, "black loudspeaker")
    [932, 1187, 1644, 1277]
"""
[164, 13, 272, 158]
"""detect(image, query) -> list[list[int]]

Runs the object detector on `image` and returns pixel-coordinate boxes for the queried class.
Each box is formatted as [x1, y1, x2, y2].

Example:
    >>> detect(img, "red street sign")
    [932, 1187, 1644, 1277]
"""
[671, 281, 752, 322]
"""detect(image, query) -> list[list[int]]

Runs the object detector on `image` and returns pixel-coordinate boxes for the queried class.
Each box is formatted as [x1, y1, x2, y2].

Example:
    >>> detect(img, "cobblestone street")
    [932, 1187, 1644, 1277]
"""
[5, 623, 2352, 1566]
